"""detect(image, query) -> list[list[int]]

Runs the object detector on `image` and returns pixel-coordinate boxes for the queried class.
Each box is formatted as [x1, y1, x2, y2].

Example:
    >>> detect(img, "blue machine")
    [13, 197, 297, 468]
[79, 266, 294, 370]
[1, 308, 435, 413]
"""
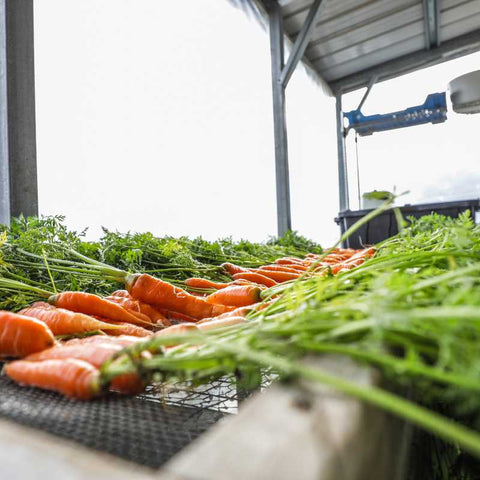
[344, 92, 447, 136]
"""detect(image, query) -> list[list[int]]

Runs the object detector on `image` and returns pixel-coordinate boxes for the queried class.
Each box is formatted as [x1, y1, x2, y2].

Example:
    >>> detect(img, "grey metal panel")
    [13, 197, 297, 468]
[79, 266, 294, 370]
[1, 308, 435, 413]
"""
[307, 5, 424, 66]
[330, 28, 480, 93]
[283, 0, 380, 30]
[320, 34, 425, 82]
[441, 11, 480, 41]
[440, 0, 480, 40]
[305, 1, 421, 59]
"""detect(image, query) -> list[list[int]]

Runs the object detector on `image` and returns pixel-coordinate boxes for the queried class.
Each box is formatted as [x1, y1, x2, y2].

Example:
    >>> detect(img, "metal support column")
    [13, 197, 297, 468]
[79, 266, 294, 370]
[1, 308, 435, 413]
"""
[265, 0, 291, 236]
[336, 93, 349, 212]
[0, 0, 37, 225]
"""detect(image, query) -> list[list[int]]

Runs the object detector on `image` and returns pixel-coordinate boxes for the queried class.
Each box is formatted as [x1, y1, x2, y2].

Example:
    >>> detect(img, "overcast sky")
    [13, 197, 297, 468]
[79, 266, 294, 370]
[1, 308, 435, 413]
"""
[34, 1, 480, 246]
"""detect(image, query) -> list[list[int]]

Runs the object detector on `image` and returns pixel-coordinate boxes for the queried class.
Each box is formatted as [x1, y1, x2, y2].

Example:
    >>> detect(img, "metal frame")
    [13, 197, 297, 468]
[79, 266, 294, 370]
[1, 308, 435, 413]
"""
[0, 0, 37, 225]
[263, 0, 324, 236]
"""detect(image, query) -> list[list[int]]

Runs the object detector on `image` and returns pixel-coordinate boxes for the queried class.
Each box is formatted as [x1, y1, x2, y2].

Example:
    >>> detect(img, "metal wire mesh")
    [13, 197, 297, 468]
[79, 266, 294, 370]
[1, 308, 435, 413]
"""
[0, 370, 274, 468]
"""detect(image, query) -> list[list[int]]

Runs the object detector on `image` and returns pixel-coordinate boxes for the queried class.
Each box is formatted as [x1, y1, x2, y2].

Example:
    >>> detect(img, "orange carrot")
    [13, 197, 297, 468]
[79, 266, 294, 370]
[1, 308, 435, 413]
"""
[19, 304, 123, 335]
[251, 269, 299, 283]
[154, 323, 199, 347]
[232, 272, 278, 288]
[26, 341, 146, 395]
[64, 334, 141, 348]
[26, 341, 122, 365]
[104, 295, 157, 326]
[205, 285, 262, 307]
[0, 311, 55, 357]
[274, 259, 309, 269]
[221, 263, 249, 276]
[99, 319, 152, 338]
[184, 278, 230, 290]
[259, 264, 305, 275]
[198, 303, 261, 323]
[49, 292, 152, 327]
[274, 257, 306, 265]
[108, 291, 171, 326]
[126, 274, 232, 320]
[197, 316, 245, 331]
[159, 310, 199, 324]
[5, 358, 100, 400]
[110, 290, 131, 298]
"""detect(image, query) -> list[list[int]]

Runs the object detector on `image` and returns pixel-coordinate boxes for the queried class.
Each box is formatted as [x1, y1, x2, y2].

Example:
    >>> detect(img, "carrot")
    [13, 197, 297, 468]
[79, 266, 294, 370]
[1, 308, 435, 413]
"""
[185, 278, 230, 290]
[197, 316, 245, 331]
[0, 311, 56, 358]
[110, 290, 131, 298]
[49, 292, 153, 327]
[274, 257, 306, 266]
[99, 319, 152, 338]
[126, 274, 232, 320]
[107, 326, 151, 337]
[65, 334, 141, 348]
[19, 304, 123, 335]
[26, 342, 122, 365]
[259, 265, 305, 275]
[251, 269, 299, 283]
[108, 291, 171, 326]
[274, 259, 309, 270]
[232, 272, 278, 288]
[198, 303, 261, 323]
[221, 263, 249, 276]
[104, 295, 157, 326]
[26, 341, 146, 395]
[160, 310, 199, 324]
[5, 358, 100, 400]
[154, 323, 199, 347]
[205, 285, 262, 307]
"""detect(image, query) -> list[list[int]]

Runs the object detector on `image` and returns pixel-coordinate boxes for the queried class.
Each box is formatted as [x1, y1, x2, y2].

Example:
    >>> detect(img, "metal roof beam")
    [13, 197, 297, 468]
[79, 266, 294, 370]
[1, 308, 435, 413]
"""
[330, 28, 480, 94]
[423, 0, 441, 50]
[280, 0, 326, 88]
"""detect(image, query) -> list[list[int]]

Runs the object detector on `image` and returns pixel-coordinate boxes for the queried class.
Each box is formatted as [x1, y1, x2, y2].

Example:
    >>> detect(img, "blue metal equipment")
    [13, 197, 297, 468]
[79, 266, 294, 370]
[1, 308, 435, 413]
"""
[344, 92, 447, 136]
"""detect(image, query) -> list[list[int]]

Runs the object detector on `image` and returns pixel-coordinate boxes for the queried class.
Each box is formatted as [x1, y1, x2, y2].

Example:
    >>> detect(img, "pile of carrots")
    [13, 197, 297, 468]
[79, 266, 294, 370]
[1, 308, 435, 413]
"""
[0, 247, 374, 400]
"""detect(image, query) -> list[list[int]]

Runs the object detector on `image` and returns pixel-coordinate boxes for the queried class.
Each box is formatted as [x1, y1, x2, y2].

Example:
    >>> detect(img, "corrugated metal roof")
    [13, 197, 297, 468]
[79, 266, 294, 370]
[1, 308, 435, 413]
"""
[256, 0, 480, 93]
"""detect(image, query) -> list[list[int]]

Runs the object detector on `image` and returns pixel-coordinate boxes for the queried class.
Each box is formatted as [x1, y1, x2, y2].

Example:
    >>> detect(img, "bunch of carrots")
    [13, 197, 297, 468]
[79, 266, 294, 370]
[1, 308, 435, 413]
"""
[0, 247, 373, 400]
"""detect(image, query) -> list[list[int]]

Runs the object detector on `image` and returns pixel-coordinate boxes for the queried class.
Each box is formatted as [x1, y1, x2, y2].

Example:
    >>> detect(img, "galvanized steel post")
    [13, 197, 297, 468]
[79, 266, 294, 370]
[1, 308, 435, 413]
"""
[0, 0, 38, 225]
[265, 0, 291, 237]
[336, 93, 349, 212]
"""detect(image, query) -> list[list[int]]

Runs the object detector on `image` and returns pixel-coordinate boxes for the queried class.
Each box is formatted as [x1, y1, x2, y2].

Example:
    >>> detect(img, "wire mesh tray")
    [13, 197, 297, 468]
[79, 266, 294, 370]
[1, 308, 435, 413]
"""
[0, 366, 275, 469]
[0, 374, 228, 468]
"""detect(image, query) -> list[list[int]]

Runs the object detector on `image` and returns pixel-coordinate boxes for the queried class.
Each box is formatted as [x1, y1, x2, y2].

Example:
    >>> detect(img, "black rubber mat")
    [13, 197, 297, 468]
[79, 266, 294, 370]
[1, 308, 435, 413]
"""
[0, 375, 226, 468]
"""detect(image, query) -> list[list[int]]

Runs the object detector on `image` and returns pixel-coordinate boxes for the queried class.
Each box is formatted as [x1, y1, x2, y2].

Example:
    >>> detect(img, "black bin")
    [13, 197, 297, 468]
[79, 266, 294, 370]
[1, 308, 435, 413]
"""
[335, 199, 480, 249]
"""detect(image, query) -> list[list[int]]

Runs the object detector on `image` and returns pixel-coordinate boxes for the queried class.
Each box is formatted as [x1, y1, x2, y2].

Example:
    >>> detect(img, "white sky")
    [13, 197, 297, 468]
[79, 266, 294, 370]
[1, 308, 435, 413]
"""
[34, 1, 480, 246]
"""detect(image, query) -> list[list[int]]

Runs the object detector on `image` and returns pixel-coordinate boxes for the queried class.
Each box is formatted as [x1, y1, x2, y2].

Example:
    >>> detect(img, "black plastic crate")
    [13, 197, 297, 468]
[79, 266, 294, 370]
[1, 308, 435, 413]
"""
[335, 199, 480, 249]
